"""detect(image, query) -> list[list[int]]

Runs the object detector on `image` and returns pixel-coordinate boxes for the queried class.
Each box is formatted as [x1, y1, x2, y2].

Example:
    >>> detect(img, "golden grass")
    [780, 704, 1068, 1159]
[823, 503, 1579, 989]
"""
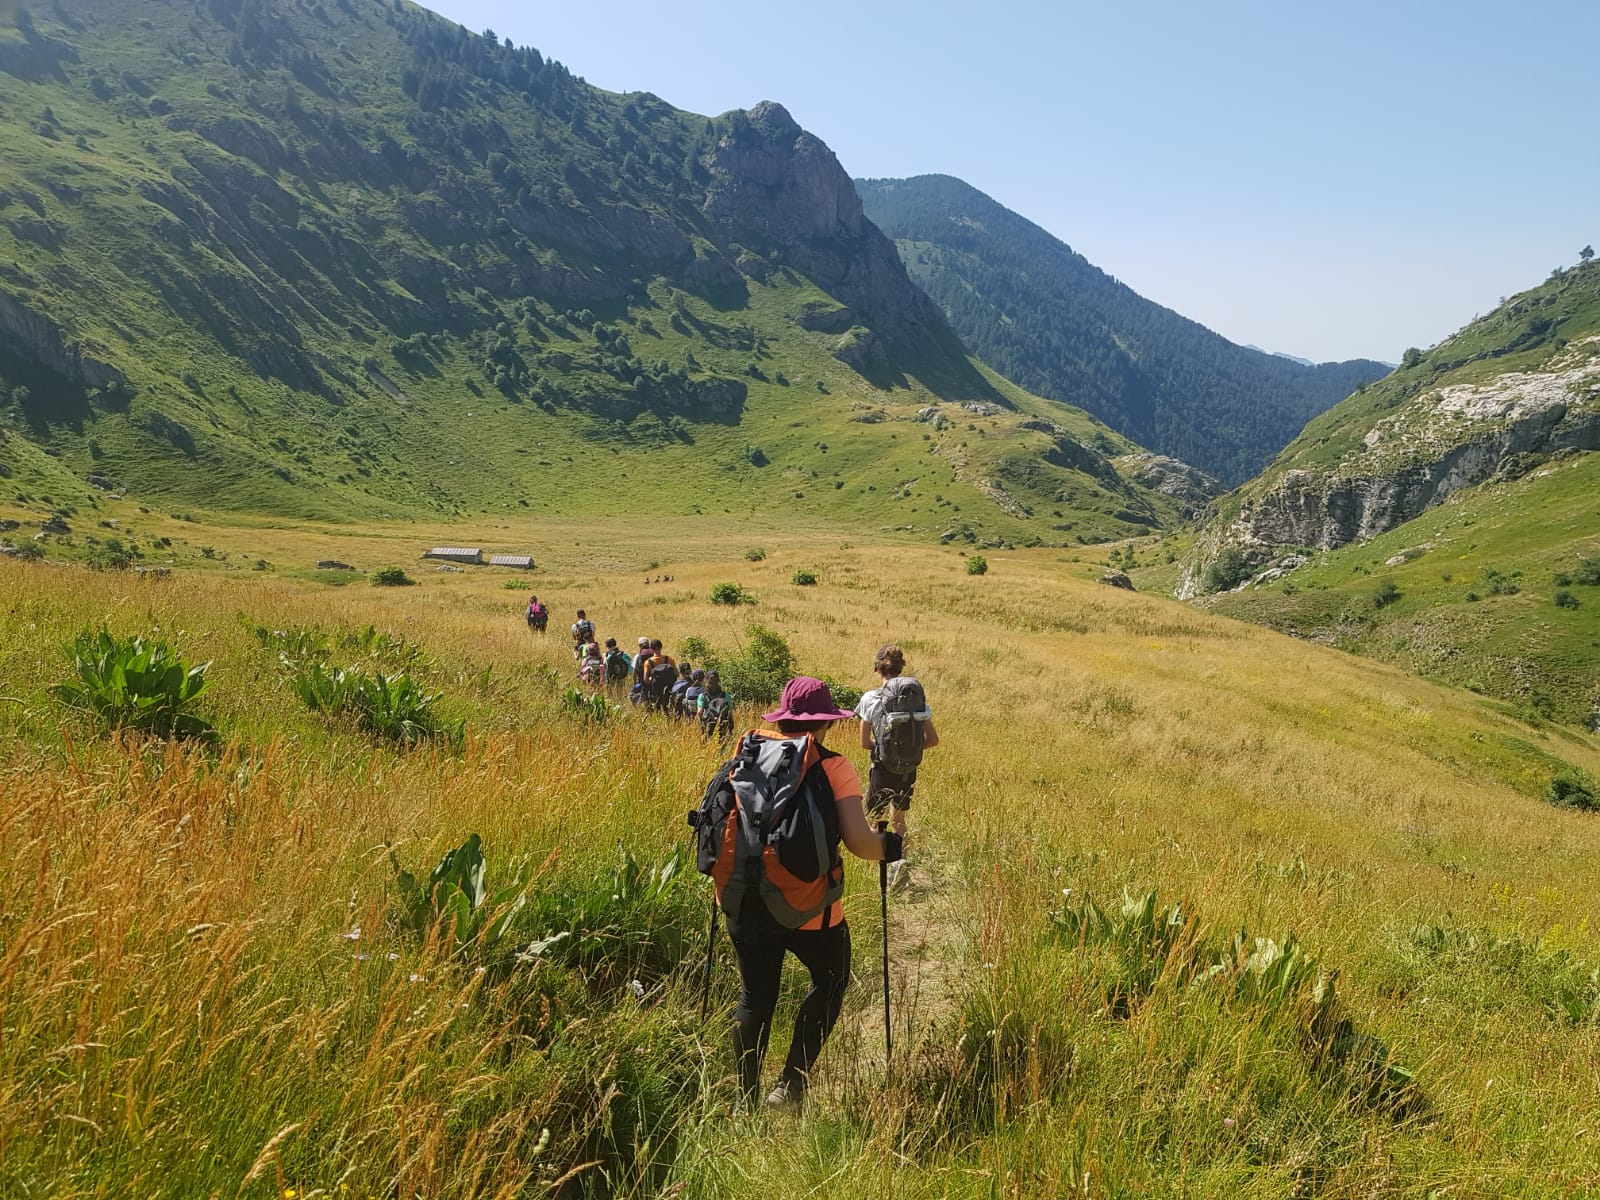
[3, 525, 1599, 1197]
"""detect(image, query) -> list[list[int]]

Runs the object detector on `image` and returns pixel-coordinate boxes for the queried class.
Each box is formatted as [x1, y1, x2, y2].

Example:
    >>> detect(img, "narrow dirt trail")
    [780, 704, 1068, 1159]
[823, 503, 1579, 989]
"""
[812, 842, 971, 1097]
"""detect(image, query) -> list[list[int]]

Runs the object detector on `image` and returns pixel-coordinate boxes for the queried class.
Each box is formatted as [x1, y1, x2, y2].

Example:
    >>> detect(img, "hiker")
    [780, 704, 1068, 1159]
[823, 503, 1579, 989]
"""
[698, 670, 734, 742]
[639, 639, 678, 712]
[689, 677, 902, 1110]
[602, 637, 632, 690]
[856, 644, 937, 888]
[525, 595, 548, 633]
[632, 636, 652, 686]
[669, 661, 695, 717]
[681, 667, 707, 719]
[571, 610, 596, 657]
[577, 642, 605, 687]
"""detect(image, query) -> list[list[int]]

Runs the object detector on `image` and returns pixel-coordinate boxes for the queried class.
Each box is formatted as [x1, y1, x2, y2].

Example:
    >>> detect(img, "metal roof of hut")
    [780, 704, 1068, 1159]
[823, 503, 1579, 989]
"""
[488, 554, 534, 568]
[423, 547, 483, 563]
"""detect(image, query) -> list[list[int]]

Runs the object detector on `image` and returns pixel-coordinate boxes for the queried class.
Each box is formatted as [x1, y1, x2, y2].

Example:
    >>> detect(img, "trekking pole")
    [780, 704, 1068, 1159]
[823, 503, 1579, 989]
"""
[699, 895, 719, 1021]
[877, 820, 892, 1067]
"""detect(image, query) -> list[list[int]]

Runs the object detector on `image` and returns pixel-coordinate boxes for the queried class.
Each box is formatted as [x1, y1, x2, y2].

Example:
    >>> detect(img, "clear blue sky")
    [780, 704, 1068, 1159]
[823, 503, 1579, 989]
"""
[428, 0, 1598, 364]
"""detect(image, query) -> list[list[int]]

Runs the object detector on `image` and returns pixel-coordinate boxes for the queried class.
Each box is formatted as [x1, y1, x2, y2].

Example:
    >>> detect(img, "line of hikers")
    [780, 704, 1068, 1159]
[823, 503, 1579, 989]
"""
[687, 644, 938, 1114]
[556, 609, 735, 739]
[522, 596, 944, 1110]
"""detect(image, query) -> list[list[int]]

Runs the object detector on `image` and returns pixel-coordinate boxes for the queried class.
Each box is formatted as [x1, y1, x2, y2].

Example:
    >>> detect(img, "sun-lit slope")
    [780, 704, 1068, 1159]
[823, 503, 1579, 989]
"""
[1186, 258, 1600, 592]
[2, 528, 1598, 1196]
[0, 0, 1174, 547]
[1196, 448, 1600, 725]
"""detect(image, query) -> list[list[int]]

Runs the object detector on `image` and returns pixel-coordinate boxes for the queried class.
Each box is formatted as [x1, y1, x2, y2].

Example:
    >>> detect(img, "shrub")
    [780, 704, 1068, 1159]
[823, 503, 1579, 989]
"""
[966, 554, 988, 577]
[744, 547, 766, 562]
[1555, 590, 1580, 609]
[677, 635, 715, 667]
[791, 569, 818, 586]
[1372, 579, 1402, 608]
[1574, 556, 1600, 586]
[1203, 546, 1251, 592]
[86, 538, 136, 571]
[1484, 568, 1521, 596]
[714, 623, 793, 707]
[1554, 571, 1573, 587]
[1549, 775, 1597, 811]
[709, 582, 755, 606]
[371, 565, 415, 587]
[51, 628, 213, 738]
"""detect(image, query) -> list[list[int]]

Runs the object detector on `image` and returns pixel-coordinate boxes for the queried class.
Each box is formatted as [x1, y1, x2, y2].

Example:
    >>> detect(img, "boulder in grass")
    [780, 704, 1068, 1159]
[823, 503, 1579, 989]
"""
[1099, 570, 1136, 591]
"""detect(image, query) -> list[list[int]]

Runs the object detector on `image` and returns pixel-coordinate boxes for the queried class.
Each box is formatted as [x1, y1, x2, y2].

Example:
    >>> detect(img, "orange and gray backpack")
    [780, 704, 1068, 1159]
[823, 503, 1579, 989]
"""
[687, 733, 844, 932]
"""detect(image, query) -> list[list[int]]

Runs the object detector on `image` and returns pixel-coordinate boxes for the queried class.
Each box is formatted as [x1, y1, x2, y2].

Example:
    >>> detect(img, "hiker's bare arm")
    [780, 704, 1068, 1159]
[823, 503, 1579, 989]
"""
[837, 794, 888, 861]
[921, 716, 939, 749]
[858, 719, 874, 751]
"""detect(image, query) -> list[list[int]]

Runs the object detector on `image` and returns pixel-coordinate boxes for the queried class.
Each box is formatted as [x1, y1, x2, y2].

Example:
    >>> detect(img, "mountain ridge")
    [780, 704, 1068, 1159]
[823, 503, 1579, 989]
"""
[856, 173, 1392, 484]
[0, 0, 1179, 548]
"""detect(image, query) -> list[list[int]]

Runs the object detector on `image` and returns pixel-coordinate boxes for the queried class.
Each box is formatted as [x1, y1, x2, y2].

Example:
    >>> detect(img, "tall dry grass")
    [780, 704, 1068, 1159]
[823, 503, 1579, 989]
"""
[3, 532, 1599, 1197]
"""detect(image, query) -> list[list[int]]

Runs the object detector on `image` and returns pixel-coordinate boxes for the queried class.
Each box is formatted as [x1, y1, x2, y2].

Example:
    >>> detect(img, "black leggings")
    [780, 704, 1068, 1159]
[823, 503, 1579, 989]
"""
[728, 909, 851, 1099]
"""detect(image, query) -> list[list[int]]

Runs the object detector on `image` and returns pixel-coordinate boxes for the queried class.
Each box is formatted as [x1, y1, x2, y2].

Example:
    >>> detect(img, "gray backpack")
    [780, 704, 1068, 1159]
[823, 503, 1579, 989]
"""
[872, 676, 927, 774]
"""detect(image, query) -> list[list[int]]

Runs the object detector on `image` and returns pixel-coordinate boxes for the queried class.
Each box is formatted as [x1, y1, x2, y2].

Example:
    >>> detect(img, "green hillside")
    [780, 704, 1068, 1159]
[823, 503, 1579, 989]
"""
[1238, 260, 1600, 491]
[0, 0, 1172, 547]
[1195, 450, 1600, 726]
[1174, 260, 1600, 723]
[856, 174, 1392, 485]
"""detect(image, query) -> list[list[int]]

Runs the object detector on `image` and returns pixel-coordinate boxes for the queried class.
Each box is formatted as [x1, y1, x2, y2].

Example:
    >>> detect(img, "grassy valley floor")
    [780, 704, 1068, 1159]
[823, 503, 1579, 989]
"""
[2, 520, 1600, 1198]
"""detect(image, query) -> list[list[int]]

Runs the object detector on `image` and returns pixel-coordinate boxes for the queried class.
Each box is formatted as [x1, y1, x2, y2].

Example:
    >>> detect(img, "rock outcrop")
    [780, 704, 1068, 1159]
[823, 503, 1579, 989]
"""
[1115, 453, 1223, 515]
[1179, 341, 1600, 597]
[0, 291, 123, 390]
[702, 103, 966, 364]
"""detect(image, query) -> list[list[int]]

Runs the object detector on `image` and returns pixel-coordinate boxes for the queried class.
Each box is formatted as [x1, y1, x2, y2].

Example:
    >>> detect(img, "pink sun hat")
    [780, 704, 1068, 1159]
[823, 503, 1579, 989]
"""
[761, 676, 856, 723]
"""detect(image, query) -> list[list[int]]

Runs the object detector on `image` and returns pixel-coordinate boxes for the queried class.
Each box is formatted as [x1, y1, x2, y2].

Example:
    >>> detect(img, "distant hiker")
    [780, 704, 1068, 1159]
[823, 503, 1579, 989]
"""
[688, 677, 902, 1110]
[698, 670, 735, 743]
[525, 595, 548, 633]
[571, 610, 596, 657]
[577, 642, 605, 687]
[603, 637, 632, 688]
[857, 644, 937, 889]
[669, 662, 695, 716]
[640, 639, 678, 712]
[682, 667, 707, 719]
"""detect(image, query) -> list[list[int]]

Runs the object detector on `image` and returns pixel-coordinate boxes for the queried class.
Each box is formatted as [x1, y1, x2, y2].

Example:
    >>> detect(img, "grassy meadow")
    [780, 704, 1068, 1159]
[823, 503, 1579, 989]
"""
[3, 516, 1600, 1198]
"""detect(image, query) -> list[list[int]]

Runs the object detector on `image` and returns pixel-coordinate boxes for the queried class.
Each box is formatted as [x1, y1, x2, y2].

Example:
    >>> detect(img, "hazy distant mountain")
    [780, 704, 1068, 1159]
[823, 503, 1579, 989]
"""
[857, 174, 1393, 484]
[1244, 345, 1314, 368]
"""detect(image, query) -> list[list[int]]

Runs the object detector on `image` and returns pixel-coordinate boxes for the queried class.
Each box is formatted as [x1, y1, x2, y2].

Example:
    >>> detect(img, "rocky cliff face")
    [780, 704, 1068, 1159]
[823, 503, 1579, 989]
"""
[702, 103, 967, 371]
[0, 291, 123, 390]
[1179, 335, 1600, 597]
[1114, 453, 1222, 517]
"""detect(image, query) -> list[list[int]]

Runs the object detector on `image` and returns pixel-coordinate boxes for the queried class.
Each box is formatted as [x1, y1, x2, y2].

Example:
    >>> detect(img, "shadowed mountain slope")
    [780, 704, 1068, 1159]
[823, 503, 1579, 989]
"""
[857, 174, 1391, 485]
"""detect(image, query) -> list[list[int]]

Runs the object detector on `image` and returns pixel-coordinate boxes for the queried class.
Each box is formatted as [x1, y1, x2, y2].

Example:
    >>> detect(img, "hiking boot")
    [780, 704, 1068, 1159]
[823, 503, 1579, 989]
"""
[887, 859, 912, 894]
[765, 1078, 805, 1112]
